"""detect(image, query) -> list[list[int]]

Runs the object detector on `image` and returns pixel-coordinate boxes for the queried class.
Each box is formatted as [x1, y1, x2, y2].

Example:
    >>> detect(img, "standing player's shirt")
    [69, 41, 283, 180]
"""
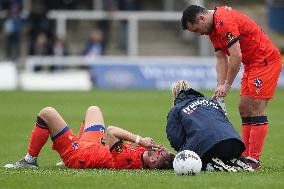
[110, 140, 147, 169]
[209, 6, 281, 67]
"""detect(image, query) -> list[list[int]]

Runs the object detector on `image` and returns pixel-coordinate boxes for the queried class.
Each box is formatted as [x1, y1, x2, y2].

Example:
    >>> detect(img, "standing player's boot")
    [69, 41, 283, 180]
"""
[4, 157, 38, 169]
[246, 156, 261, 170]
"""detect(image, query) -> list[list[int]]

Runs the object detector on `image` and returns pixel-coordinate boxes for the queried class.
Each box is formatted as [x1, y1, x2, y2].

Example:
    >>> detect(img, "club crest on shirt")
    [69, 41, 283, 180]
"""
[219, 21, 224, 26]
[226, 32, 235, 43]
[254, 78, 263, 87]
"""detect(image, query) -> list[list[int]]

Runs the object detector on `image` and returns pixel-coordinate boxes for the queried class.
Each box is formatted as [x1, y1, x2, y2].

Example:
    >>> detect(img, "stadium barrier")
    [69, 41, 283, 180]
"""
[90, 57, 239, 89]
[0, 62, 18, 90]
[1, 56, 283, 91]
[25, 56, 234, 90]
[20, 71, 92, 91]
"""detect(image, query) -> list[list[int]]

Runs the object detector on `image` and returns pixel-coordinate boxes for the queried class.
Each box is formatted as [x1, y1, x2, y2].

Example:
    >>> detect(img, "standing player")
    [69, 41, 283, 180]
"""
[181, 5, 282, 169]
[4, 106, 173, 170]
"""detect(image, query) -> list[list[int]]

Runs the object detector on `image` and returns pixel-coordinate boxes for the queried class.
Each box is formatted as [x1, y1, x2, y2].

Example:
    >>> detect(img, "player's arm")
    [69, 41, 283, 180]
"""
[214, 42, 241, 98]
[215, 50, 228, 87]
[106, 126, 158, 149]
[212, 50, 229, 99]
[214, 12, 242, 98]
[226, 40, 242, 86]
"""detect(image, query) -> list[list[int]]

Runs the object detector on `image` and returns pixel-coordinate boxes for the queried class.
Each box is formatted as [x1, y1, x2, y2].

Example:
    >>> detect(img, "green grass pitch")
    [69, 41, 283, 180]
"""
[0, 89, 284, 189]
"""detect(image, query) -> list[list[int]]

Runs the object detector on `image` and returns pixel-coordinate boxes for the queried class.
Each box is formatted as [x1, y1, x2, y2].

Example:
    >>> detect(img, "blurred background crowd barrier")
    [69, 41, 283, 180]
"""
[0, 0, 283, 90]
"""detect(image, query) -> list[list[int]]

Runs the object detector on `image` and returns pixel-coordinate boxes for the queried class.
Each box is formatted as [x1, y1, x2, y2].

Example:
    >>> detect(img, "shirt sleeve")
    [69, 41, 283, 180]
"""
[166, 109, 185, 152]
[109, 140, 123, 152]
[216, 11, 240, 49]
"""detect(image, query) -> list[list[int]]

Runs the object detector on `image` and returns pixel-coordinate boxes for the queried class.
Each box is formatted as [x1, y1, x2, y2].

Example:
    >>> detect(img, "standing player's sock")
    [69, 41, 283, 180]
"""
[77, 121, 85, 139]
[241, 117, 252, 157]
[249, 116, 268, 160]
[27, 116, 49, 158]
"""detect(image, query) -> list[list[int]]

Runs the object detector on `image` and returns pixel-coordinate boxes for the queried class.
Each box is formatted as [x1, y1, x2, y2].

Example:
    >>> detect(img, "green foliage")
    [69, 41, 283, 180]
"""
[0, 89, 284, 189]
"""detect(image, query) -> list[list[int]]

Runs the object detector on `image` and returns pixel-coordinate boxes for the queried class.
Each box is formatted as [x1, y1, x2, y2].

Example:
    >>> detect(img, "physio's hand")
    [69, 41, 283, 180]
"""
[212, 83, 231, 99]
[139, 137, 159, 148]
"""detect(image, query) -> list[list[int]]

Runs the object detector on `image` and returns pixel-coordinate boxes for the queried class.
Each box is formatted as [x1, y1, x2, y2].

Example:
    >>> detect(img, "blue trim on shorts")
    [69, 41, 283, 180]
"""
[51, 126, 70, 141]
[84, 125, 105, 133]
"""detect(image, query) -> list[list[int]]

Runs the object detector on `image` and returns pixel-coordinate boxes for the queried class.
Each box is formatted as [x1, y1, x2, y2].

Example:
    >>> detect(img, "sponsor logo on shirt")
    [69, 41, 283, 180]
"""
[182, 99, 219, 115]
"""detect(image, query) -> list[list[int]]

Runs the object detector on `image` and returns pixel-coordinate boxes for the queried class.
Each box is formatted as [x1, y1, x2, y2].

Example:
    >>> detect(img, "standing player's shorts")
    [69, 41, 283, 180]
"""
[240, 58, 282, 99]
[52, 125, 114, 169]
[110, 140, 147, 169]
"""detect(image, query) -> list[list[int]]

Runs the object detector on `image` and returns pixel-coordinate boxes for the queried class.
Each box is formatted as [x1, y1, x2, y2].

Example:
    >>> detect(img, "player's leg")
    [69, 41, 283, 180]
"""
[245, 58, 282, 168]
[77, 120, 85, 139]
[4, 107, 67, 169]
[239, 69, 252, 158]
[240, 79, 267, 169]
[239, 96, 251, 157]
[56, 106, 106, 167]
[246, 98, 268, 168]
[79, 106, 106, 145]
[39, 107, 68, 137]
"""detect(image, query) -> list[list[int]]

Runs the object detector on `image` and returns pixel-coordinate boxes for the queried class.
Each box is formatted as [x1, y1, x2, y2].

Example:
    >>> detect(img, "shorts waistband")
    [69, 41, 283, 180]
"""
[51, 126, 70, 141]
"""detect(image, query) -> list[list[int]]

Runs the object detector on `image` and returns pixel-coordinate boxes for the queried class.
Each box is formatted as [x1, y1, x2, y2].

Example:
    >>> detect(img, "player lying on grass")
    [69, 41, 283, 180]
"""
[4, 106, 174, 170]
[167, 80, 253, 172]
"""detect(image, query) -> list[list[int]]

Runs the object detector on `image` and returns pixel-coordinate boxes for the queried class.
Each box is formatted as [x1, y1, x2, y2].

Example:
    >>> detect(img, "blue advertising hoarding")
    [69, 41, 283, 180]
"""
[90, 57, 244, 89]
[91, 57, 284, 89]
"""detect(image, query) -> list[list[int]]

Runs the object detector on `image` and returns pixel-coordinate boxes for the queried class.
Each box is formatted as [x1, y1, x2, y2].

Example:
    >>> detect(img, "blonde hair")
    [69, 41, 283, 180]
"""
[171, 80, 191, 105]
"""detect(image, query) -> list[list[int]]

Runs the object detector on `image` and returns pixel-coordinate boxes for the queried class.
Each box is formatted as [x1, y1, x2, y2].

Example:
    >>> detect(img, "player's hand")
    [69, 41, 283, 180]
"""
[139, 137, 159, 148]
[212, 83, 231, 99]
